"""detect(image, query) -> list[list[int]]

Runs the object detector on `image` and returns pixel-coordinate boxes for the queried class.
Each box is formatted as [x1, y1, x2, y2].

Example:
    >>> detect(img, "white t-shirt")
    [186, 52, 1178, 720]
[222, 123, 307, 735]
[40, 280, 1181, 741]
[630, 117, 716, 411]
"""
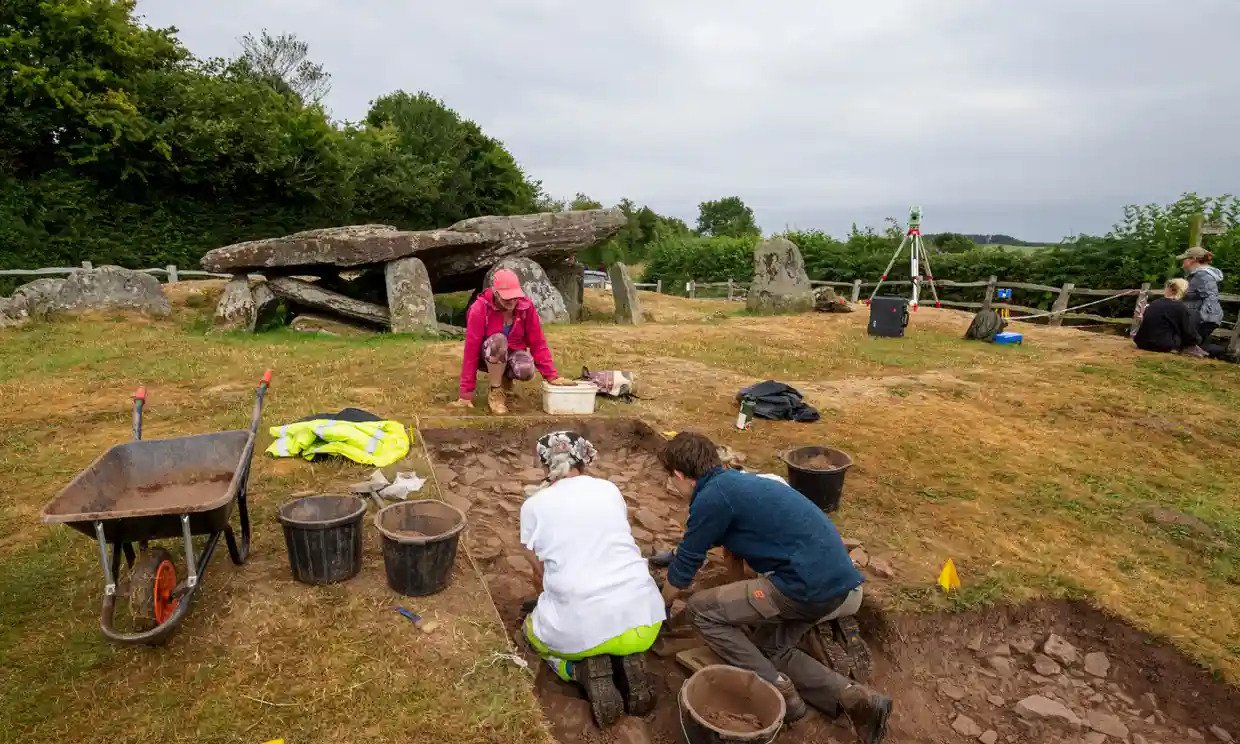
[520, 475, 666, 654]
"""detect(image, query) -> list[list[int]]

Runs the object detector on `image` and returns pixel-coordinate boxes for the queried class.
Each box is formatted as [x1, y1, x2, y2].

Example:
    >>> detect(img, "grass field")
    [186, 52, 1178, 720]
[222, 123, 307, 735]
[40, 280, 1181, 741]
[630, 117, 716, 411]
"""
[0, 284, 1237, 743]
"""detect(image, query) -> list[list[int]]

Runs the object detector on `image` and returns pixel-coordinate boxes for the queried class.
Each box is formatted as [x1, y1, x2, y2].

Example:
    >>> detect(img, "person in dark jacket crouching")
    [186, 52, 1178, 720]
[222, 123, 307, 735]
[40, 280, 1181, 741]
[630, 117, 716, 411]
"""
[658, 432, 892, 743]
[1133, 279, 1200, 354]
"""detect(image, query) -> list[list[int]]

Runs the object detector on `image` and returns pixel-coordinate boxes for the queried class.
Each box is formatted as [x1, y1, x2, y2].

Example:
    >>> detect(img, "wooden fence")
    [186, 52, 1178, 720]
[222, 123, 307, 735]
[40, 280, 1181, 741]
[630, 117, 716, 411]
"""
[0, 261, 230, 282]
[638, 274, 1240, 356]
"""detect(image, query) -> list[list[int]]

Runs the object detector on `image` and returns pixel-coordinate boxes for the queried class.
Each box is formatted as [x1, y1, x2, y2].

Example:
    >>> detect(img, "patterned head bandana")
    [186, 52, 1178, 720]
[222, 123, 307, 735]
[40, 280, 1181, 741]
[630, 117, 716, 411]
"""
[536, 431, 598, 483]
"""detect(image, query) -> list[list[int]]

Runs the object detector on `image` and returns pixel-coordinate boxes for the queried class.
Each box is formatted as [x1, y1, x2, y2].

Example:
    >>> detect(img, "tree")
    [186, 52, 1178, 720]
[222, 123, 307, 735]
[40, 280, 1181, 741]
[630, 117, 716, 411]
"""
[696, 196, 760, 238]
[237, 30, 331, 105]
[931, 232, 976, 254]
[569, 193, 603, 210]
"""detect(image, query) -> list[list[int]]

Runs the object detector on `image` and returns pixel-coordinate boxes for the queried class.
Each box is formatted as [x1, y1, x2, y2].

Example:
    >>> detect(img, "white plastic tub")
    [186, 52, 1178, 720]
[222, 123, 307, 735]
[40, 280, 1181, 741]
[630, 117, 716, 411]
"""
[541, 380, 599, 415]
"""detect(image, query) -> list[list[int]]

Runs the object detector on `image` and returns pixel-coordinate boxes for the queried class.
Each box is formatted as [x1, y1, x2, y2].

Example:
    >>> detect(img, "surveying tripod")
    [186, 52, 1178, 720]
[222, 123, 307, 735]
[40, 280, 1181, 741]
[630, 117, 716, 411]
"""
[867, 206, 940, 310]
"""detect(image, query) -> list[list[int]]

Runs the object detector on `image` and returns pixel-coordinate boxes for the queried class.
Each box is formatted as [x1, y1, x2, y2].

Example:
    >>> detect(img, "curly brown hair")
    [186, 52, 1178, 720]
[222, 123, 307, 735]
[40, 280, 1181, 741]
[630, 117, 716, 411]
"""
[659, 432, 722, 479]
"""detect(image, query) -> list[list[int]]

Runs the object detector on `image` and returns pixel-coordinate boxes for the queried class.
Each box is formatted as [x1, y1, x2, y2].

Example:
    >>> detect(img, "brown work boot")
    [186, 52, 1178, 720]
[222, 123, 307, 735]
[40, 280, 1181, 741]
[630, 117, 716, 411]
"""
[840, 683, 892, 744]
[773, 674, 808, 722]
[487, 386, 508, 415]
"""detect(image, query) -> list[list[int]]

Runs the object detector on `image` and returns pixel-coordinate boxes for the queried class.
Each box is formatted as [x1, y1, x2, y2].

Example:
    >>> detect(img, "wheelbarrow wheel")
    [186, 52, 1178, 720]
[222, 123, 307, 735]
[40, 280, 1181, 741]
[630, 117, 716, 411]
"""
[130, 547, 179, 631]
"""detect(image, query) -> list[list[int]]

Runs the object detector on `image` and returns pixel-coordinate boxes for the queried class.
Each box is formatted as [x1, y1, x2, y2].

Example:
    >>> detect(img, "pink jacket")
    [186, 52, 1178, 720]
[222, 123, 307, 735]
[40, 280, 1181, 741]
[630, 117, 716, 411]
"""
[459, 289, 558, 398]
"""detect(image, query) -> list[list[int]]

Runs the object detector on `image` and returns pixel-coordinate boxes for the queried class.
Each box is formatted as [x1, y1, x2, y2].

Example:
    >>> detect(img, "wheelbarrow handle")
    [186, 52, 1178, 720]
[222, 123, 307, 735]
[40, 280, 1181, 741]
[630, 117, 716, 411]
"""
[249, 369, 274, 435]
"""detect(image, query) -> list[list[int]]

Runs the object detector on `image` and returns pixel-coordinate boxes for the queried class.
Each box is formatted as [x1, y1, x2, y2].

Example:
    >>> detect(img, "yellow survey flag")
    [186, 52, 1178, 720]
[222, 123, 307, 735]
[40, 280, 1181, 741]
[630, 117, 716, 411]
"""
[938, 559, 961, 592]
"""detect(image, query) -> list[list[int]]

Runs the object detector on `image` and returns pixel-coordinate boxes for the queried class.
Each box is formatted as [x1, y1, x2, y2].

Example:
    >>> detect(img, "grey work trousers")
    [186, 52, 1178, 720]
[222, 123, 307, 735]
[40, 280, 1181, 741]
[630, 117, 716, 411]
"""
[686, 577, 862, 716]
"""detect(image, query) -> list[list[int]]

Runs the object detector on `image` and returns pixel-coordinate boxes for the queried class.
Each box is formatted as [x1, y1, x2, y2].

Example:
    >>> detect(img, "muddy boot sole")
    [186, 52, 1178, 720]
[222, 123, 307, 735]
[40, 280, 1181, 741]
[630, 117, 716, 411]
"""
[573, 656, 623, 727]
[834, 616, 873, 682]
[612, 653, 655, 716]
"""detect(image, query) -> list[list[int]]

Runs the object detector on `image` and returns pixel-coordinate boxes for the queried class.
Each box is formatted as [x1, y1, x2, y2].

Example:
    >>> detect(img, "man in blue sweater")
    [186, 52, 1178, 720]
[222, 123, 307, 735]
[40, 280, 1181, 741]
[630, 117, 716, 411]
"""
[659, 433, 891, 743]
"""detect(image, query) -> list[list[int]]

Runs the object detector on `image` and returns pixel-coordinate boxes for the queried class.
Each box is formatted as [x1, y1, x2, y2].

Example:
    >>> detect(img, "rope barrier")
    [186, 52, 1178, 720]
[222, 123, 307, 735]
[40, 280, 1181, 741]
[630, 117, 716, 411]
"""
[1006, 290, 1139, 322]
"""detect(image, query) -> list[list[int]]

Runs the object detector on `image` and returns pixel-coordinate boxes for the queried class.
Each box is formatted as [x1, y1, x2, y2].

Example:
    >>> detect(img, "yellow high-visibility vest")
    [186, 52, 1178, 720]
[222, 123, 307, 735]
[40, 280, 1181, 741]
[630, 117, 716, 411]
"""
[266, 419, 410, 467]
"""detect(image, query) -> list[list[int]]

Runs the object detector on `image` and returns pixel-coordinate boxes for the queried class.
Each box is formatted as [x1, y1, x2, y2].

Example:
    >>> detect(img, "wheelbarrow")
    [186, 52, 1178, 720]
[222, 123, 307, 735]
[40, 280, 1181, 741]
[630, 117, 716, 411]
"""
[40, 371, 273, 645]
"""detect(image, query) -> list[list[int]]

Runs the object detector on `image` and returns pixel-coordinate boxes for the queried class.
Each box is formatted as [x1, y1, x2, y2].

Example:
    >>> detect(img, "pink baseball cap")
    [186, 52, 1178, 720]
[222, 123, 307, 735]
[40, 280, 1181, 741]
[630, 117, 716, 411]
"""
[492, 269, 525, 300]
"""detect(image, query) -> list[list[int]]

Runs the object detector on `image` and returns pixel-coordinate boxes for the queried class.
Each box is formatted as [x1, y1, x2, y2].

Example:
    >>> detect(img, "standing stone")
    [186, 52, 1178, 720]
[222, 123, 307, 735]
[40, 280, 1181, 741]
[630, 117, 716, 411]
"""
[251, 280, 281, 330]
[544, 259, 584, 322]
[608, 263, 643, 325]
[214, 276, 256, 331]
[384, 257, 438, 334]
[747, 237, 813, 314]
[484, 257, 569, 325]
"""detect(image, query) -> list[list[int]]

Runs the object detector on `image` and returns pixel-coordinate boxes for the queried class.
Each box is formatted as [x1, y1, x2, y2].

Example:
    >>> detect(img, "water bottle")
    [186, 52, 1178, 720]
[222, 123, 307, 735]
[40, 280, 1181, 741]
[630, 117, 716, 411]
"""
[735, 397, 756, 430]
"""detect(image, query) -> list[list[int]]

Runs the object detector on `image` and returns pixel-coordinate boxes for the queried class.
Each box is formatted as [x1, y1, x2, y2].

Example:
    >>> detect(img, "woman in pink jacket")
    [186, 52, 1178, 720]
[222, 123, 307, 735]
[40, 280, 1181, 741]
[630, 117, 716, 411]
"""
[451, 269, 577, 414]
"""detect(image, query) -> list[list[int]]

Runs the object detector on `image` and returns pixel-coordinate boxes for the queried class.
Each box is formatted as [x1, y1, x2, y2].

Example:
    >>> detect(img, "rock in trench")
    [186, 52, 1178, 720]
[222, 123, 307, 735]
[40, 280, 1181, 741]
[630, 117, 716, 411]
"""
[1211, 725, 1235, 743]
[1086, 710, 1128, 739]
[1083, 651, 1110, 678]
[1043, 633, 1079, 666]
[979, 731, 998, 744]
[952, 714, 983, 737]
[1033, 654, 1063, 676]
[1014, 695, 1081, 727]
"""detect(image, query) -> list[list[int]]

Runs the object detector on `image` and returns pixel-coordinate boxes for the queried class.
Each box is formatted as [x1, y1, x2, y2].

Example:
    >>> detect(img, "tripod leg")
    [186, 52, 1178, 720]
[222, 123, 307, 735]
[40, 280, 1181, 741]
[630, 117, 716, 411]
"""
[868, 235, 908, 303]
[918, 236, 941, 307]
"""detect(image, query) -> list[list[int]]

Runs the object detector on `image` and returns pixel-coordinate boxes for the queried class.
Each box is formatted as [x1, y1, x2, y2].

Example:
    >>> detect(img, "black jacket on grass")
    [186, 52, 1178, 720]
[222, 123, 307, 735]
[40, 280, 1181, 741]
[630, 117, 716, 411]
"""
[1133, 298, 1200, 352]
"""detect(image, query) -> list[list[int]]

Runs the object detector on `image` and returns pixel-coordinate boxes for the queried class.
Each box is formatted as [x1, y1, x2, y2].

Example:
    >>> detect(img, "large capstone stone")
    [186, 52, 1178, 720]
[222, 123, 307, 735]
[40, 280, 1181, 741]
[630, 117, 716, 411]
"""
[199, 209, 626, 289]
[608, 263, 643, 325]
[484, 258, 569, 325]
[384, 257, 438, 334]
[747, 237, 813, 314]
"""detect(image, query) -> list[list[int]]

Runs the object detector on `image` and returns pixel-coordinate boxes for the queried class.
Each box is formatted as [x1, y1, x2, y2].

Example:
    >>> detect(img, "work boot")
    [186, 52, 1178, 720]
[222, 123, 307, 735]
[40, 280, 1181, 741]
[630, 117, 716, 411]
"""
[773, 674, 808, 723]
[839, 683, 892, 744]
[612, 652, 655, 716]
[571, 656, 624, 727]
[487, 386, 508, 415]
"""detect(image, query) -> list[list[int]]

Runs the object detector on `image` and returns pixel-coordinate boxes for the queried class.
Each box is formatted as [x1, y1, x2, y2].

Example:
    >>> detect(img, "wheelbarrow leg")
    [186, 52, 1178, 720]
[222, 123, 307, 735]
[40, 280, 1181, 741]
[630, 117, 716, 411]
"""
[94, 522, 117, 598]
[180, 515, 198, 590]
[122, 542, 136, 569]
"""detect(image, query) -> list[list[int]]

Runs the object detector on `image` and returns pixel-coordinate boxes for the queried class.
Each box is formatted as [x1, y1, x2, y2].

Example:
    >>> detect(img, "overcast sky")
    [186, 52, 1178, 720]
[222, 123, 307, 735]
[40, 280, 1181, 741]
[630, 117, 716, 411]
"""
[136, 0, 1238, 241]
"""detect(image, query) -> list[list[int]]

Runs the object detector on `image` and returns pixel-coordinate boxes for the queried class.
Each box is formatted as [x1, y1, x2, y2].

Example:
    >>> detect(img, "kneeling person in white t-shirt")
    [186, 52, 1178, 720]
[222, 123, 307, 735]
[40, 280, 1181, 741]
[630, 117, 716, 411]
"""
[521, 431, 666, 727]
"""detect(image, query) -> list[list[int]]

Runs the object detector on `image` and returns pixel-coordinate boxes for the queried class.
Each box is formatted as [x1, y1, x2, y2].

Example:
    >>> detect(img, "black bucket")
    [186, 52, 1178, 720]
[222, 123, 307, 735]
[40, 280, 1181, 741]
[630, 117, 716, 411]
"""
[780, 446, 854, 513]
[277, 494, 367, 585]
[374, 500, 466, 596]
[678, 665, 784, 744]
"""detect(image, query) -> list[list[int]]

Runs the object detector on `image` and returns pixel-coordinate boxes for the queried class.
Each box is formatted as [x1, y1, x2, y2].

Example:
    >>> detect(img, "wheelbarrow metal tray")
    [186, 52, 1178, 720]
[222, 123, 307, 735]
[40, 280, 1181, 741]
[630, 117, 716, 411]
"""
[41, 430, 252, 542]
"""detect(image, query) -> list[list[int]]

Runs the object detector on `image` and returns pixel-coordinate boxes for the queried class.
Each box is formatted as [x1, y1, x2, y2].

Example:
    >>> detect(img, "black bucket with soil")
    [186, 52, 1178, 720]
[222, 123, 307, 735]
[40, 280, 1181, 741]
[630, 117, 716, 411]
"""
[780, 446, 854, 513]
[277, 494, 367, 585]
[374, 500, 466, 596]
[678, 665, 784, 744]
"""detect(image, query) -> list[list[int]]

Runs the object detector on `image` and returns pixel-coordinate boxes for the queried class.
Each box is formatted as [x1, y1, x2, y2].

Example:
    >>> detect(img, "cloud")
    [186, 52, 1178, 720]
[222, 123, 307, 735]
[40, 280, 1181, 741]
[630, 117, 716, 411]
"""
[136, 0, 1240, 240]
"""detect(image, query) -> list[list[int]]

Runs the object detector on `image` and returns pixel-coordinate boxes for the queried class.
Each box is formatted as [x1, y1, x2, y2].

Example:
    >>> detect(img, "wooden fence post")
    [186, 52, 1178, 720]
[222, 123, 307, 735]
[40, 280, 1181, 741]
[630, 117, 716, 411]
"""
[981, 276, 997, 311]
[656, 279, 663, 294]
[727, 279, 734, 302]
[1227, 308, 1240, 361]
[850, 279, 862, 303]
[1189, 212, 1204, 249]
[1049, 282, 1074, 326]
[166, 264, 178, 283]
[1130, 281, 1151, 334]
[81, 260, 93, 270]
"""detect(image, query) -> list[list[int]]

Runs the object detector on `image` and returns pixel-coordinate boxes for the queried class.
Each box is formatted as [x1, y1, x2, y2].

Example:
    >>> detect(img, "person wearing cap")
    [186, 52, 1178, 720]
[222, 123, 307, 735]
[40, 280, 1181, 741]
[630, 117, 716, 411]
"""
[519, 431, 664, 726]
[1178, 246, 1225, 357]
[451, 269, 577, 414]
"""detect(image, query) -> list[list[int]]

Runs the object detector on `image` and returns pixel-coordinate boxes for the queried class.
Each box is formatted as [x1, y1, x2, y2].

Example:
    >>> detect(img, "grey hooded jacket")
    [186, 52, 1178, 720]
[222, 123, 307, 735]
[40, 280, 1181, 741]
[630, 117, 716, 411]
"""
[1183, 265, 1225, 324]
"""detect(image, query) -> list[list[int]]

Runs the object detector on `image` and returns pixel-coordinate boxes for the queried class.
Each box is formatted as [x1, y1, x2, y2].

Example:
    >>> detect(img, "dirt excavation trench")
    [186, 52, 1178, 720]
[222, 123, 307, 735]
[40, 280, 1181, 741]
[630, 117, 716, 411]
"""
[421, 419, 1240, 744]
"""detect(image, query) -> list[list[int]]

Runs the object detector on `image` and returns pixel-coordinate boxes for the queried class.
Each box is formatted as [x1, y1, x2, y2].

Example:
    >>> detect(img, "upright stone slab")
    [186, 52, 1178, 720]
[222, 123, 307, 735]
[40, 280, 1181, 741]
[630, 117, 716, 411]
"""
[214, 276, 257, 331]
[384, 257, 438, 334]
[544, 259, 584, 322]
[484, 257, 569, 325]
[608, 263, 643, 325]
[747, 237, 813, 314]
